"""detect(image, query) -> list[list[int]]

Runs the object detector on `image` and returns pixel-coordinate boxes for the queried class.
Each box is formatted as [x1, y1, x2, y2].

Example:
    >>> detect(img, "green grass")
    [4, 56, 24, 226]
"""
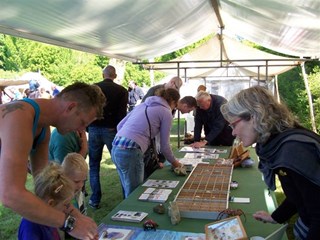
[0, 174, 34, 239]
[0, 119, 295, 239]
[85, 154, 123, 223]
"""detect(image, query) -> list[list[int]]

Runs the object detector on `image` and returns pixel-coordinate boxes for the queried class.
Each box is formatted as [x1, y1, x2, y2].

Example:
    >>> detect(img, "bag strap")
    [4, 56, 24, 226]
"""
[145, 107, 158, 159]
[145, 106, 152, 140]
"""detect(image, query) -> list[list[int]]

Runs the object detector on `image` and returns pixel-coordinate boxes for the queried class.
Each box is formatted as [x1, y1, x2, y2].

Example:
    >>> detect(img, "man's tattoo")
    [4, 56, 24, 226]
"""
[2, 102, 24, 118]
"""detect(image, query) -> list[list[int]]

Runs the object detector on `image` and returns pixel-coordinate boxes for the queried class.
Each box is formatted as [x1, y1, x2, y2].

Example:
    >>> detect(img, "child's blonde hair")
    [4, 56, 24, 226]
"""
[62, 152, 88, 176]
[34, 162, 74, 206]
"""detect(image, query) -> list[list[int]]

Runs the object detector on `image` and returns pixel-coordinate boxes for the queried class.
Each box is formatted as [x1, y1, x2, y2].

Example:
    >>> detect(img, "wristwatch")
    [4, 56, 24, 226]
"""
[60, 215, 76, 232]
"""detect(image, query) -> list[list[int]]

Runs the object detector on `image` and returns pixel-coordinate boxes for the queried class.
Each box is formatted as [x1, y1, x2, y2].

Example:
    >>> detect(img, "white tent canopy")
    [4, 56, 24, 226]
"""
[0, 0, 319, 61]
[144, 34, 303, 80]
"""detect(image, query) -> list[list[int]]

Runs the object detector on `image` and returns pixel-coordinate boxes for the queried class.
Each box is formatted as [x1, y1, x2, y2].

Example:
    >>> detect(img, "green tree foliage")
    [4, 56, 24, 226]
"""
[278, 61, 320, 130]
[307, 65, 320, 131]
[0, 34, 107, 86]
[243, 38, 320, 130]
[94, 55, 109, 69]
[0, 35, 23, 71]
[278, 66, 310, 128]
[123, 62, 165, 88]
[69, 63, 102, 85]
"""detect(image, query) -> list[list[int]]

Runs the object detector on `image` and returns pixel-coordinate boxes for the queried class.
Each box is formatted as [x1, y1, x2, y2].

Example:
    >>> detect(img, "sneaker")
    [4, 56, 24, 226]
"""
[88, 201, 101, 210]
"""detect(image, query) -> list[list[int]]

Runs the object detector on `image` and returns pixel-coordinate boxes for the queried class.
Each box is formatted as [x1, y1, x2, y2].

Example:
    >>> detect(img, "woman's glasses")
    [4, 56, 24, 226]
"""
[229, 118, 242, 130]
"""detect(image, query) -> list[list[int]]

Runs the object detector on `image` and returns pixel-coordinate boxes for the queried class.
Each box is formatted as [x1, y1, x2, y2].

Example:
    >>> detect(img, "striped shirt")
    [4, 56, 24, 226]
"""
[113, 136, 140, 149]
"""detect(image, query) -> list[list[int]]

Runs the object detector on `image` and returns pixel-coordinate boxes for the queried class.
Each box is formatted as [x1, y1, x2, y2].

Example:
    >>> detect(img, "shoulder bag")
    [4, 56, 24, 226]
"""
[143, 106, 160, 179]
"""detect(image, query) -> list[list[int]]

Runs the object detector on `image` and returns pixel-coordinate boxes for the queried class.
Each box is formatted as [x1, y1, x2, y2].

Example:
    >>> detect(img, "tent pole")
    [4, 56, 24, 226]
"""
[301, 62, 317, 133]
[210, 0, 225, 68]
[149, 58, 155, 86]
[177, 62, 181, 148]
[210, 0, 225, 29]
[265, 60, 269, 82]
[219, 31, 223, 67]
[274, 75, 280, 102]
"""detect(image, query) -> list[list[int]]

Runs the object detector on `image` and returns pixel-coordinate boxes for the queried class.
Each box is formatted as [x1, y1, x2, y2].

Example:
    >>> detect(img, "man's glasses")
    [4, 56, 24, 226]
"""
[173, 81, 179, 90]
[229, 118, 242, 130]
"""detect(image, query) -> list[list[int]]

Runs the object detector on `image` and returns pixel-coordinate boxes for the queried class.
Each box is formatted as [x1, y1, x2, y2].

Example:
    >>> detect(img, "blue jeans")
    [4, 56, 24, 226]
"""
[88, 127, 116, 204]
[111, 146, 144, 198]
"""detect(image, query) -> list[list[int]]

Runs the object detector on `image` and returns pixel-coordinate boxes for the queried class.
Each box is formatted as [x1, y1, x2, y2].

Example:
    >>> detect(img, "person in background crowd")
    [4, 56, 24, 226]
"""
[0, 81, 105, 240]
[141, 76, 183, 102]
[39, 87, 52, 99]
[88, 65, 128, 209]
[112, 88, 182, 198]
[177, 96, 197, 114]
[220, 85, 320, 240]
[28, 79, 40, 99]
[28, 79, 40, 92]
[51, 85, 60, 97]
[197, 84, 207, 92]
[190, 91, 235, 148]
[23, 88, 30, 98]
[18, 162, 74, 240]
[128, 80, 144, 112]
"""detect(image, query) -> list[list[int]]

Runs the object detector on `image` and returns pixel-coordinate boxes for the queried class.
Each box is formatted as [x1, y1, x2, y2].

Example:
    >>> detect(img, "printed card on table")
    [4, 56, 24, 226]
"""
[142, 179, 179, 188]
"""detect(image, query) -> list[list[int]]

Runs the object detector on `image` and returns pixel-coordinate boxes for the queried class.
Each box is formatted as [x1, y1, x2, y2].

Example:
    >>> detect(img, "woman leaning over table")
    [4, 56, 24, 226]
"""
[111, 88, 182, 198]
[220, 85, 320, 240]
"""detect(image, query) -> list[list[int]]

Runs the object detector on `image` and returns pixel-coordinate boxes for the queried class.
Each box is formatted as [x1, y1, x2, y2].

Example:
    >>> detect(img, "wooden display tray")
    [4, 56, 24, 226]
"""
[174, 163, 233, 220]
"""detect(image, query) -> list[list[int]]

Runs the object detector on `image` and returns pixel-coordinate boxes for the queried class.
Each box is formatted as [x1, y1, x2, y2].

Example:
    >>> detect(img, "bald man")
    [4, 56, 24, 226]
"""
[88, 65, 128, 209]
[141, 76, 183, 102]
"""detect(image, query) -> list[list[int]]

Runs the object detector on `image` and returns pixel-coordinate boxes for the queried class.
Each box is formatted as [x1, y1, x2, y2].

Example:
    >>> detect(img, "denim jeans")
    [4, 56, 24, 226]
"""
[111, 146, 144, 198]
[88, 126, 116, 204]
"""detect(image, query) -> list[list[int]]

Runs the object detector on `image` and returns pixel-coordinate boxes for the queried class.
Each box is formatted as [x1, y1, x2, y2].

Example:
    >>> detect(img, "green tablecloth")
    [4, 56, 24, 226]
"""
[100, 146, 287, 239]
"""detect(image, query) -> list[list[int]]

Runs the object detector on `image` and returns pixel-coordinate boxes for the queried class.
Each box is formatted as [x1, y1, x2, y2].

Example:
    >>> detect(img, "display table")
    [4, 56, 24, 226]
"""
[100, 146, 288, 239]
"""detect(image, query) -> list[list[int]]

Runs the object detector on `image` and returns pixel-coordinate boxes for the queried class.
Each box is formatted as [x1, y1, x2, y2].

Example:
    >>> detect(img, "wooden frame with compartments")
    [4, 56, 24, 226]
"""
[174, 163, 233, 220]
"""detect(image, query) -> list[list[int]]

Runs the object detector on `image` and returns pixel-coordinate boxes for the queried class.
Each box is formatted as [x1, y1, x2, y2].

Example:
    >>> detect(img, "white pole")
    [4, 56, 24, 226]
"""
[149, 58, 155, 86]
[301, 62, 317, 133]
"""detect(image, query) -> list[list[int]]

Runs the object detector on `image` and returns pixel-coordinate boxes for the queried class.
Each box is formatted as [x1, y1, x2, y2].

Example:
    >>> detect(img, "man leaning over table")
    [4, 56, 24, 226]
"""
[177, 96, 197, 114]
[0, 82, 106, 240]
[190, 91, 235, 148]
